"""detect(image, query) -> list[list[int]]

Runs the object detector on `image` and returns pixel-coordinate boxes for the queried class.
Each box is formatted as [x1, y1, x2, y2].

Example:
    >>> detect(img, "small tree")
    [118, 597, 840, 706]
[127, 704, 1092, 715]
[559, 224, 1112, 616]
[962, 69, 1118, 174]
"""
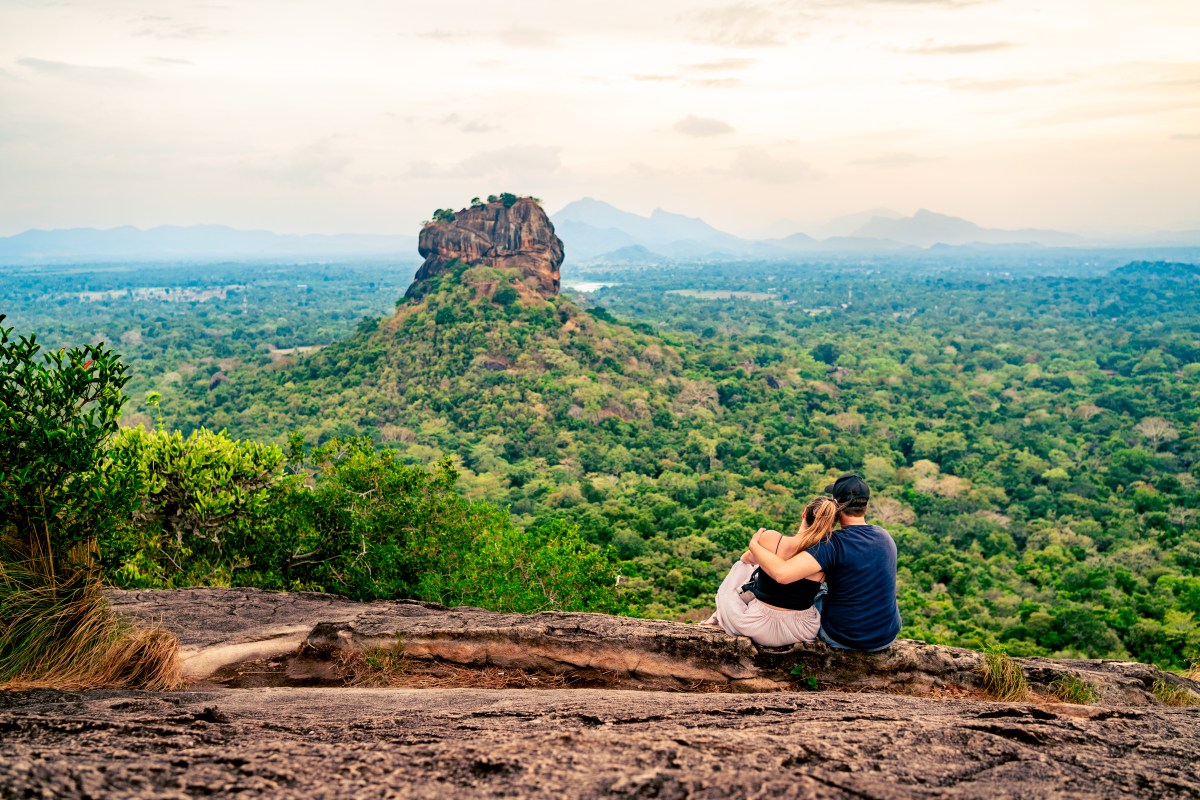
[0, 316, 134, 580]
[493, 285, 519, 307]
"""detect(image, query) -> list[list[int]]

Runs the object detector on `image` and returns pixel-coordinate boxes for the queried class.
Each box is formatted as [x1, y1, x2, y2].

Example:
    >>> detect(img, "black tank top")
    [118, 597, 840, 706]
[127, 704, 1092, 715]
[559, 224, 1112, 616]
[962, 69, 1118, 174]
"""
[744, 568, 821, 610]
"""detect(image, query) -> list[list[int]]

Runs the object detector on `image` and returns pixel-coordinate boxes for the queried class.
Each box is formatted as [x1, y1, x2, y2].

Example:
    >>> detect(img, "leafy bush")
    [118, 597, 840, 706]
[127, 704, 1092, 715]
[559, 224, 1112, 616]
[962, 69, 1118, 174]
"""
[102, 426, 287, 587]
[100, 431, 622, 613]
[493, 285, 519, 307]
[0, 319, 135, 577]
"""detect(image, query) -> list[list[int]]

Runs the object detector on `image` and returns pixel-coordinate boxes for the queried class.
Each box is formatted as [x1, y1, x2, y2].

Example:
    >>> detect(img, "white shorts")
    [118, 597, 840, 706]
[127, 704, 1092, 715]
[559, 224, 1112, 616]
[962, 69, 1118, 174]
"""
[712, 560, 821, 648]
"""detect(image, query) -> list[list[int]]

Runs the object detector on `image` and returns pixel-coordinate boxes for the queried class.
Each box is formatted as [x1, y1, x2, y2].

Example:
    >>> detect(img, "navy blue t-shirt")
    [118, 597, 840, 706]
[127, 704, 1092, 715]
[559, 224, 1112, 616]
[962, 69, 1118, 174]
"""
[806, 524, 901, 650]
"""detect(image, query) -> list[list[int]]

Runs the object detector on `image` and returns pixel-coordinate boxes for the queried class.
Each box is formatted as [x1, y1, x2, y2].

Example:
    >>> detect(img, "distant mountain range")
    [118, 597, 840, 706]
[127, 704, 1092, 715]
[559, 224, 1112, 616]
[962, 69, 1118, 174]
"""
[0, 225, 419, 264]
[2, 203, 1198, 266]
[549, 200, 1100, 262]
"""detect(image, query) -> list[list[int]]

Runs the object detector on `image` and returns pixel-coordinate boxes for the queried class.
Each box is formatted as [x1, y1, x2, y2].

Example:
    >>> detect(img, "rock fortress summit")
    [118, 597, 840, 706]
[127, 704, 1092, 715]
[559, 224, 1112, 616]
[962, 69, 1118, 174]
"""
[407, 195, 564, 301]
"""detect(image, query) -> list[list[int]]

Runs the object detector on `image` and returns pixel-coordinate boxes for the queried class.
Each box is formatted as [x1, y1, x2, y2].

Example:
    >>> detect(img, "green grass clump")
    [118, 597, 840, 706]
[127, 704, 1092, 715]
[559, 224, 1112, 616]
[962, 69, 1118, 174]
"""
[1051, 673, 1100, 704]
[1151, 679, 1200, 707]
[980, 649, 1029, 701]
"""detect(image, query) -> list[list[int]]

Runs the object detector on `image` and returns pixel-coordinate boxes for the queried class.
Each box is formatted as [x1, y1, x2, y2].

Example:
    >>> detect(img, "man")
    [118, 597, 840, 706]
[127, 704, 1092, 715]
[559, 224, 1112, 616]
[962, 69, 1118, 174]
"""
[748, 474, 901, 651]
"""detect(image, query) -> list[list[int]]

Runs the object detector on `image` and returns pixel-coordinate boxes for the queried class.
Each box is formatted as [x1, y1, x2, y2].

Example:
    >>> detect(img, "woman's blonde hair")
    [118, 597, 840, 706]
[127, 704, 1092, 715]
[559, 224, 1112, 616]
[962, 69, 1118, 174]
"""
[793, 496, 839, 550]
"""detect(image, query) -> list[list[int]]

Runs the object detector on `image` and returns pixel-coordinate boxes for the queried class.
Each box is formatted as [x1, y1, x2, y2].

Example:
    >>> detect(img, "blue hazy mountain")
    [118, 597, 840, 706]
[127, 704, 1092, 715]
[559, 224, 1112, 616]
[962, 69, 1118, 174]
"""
[0, 225, 419, 264]
[852, 209, 1083, 248]
[552, 198, 759, 261]
[550, 199, 1095, 263]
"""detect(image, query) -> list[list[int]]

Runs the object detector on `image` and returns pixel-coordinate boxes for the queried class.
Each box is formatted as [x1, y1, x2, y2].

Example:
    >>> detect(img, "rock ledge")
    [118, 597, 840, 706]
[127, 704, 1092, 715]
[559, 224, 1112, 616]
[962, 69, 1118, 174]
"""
[109, 588, 1200, 706]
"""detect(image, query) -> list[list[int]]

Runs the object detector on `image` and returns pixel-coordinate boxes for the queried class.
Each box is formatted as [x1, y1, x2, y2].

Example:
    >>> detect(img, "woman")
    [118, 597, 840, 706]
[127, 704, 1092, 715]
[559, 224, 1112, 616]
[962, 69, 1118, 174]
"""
[704, 496, 839, 647]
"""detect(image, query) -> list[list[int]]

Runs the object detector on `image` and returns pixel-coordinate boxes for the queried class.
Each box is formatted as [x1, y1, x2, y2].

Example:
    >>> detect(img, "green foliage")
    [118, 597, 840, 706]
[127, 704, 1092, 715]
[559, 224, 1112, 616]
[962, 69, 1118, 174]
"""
[789, 662, 820, 690]
[0, 314, 134, 579]
[99, 430, 621, 614]
[0, 317, 179, 689]
[1051, 672, 1100, 704]
[7, 255, 1200, 670]
[980, 649, 1029, 701]
[102, 426, 286, 587]
[492, 285, 519, 307]
[425, 517, 623, 613]
[431, 208, 456, 224]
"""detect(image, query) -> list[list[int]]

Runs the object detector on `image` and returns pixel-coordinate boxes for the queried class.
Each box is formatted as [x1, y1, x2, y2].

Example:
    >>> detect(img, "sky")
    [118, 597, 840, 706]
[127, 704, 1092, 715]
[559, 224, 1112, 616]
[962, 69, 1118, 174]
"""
[1, 0, 1198, 238]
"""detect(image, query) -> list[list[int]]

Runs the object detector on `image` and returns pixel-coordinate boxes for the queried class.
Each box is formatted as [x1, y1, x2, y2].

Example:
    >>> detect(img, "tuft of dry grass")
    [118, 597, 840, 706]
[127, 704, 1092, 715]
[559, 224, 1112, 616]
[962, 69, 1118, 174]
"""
[0, 563, 181, 691]
[1151, 679, 1200, 707]
[1051, 673, 1101, 705]
[979, 649, 1029, 702]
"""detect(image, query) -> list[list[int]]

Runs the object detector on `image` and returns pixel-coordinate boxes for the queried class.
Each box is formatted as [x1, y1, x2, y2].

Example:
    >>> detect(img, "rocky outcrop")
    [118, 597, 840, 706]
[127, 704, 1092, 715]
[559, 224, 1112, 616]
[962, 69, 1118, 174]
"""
[4, 687, 1200, 799]
[5, 589, 1196, 798]
[407, 197, 564, 300]
[108, 588, 1200, 706]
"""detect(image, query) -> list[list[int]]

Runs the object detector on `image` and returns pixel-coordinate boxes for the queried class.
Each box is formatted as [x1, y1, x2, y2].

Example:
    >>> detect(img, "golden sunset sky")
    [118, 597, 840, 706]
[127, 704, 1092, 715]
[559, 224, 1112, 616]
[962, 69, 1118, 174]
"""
[2, 0, 1198, 237]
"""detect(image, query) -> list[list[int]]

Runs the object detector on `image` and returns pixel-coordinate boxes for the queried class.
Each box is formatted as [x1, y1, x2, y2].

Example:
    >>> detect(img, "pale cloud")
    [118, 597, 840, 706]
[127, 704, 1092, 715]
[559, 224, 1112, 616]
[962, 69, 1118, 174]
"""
[687, 4, 790, 47]
[132, 17, 227, 39]
[414, 29, 468, 41]
[496, 27, 558, 49]
[907, 41, 1015, 55]
[407, 145, 562, 181]
[16, 57, 147, 86]
[673, 115, 735, 137]
[852, 153, 941, 168]
[1, 0, 1199, 236]
[685, 58, 757, 71]
[724, 147, 822, 184]
[943, 76, 1070, 92]
[246, 138, 351, 187]
[441, 113, 498, 134]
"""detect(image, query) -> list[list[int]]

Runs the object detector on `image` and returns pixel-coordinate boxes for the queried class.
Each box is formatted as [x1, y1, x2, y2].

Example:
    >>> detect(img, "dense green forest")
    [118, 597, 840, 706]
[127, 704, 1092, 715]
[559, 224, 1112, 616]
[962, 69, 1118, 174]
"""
[3, 252, 1199, 670]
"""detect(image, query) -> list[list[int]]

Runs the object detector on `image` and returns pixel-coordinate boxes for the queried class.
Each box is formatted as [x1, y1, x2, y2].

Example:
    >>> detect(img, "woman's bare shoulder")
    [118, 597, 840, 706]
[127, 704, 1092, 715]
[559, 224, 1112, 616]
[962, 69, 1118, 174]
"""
[757, 529, 784, 553]
[776, 535, 805, 559]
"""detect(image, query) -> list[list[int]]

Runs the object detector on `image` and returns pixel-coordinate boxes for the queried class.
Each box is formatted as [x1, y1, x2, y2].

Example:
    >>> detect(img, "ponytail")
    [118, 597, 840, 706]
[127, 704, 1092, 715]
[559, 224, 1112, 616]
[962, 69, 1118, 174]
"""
[794, 496, 839, 550]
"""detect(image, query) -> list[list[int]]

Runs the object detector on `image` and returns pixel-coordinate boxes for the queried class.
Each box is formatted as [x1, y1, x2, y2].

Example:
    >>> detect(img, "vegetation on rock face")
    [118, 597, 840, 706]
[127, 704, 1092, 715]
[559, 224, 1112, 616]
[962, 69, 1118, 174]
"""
[980, 649, 1029, 701]
[0, 315, 180, 689]
[1051, 672, 1100, 704]
[1151, 677, 1199, 706]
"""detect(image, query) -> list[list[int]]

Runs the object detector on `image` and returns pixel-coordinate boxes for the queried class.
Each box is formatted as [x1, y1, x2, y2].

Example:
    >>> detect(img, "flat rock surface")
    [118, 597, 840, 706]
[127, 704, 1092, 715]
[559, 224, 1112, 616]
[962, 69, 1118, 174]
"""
[2, 687, 1199, 799]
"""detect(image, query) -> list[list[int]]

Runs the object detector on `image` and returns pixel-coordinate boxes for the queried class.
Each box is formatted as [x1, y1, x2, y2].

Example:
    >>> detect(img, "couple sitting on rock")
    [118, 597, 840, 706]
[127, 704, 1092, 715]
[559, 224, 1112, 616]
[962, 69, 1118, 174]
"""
[706, 474, 901, 652]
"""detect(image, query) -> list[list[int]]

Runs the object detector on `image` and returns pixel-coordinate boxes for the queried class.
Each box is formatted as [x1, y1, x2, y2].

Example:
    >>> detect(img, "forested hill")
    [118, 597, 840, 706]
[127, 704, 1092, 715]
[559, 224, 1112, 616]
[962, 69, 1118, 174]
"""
[141, 258, 1200, 670]
[1111, 260, 1200, 280]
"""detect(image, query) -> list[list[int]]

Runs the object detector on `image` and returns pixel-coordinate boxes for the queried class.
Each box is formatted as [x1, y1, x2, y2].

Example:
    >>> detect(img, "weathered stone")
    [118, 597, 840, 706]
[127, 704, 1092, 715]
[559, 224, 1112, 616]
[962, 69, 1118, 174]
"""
[3, 687, 1199, 799]
[108, 588, 1200, 706]
[407, 197, 564, 300]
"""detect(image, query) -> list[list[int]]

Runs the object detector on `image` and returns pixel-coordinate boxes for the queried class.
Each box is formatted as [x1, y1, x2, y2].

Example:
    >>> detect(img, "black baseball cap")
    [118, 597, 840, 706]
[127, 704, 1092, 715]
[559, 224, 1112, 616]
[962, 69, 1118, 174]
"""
[824, 474, 870, 505]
